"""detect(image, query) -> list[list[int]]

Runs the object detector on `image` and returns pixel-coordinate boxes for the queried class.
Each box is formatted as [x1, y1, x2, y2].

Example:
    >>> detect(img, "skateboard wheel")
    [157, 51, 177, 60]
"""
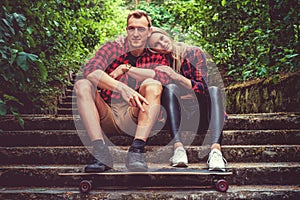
[215, 179, 229, 192]
[79, 180, 92, 193]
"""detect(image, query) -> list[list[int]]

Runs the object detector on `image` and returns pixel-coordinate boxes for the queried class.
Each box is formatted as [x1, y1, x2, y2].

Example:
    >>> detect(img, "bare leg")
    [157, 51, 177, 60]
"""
[211, 143, 221, 150]
[74, 79, 113, 172]
[74, 79, 107, 141]
[132, 79, 162, 141]
[126, 78, 162, 171]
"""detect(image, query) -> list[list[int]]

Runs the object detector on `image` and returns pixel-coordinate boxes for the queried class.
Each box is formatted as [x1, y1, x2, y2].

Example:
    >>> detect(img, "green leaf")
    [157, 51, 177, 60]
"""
[37, 61, 48, 81]
[221, 0, 226, 6]
[212, 13, 219, 21]
[254, 29, 262, 34]
[285, 54, 298, 59]
[26, 27, 34, 34]
[16, 52, 29, 71]
[0, 100, 8, 116]
[27, 53, 38, 62]
[9, 49, 19, 65]
[53, 20, 59, 27]
[18, 117, 25, 128]
[10, 109, 24, 128]
[1, 18, 15, 35]
[12, 13, 26, 28]
[3, 94, 23, 106]
[0, 49, 8, 60]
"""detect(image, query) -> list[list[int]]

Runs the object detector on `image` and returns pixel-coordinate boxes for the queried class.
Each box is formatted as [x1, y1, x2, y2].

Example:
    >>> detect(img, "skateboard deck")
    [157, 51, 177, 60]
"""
[59, 168, 232, 193]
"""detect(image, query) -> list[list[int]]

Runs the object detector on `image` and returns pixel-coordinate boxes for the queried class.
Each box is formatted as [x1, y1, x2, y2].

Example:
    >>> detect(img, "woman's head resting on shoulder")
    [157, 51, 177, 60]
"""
[148, 27, 173, 54]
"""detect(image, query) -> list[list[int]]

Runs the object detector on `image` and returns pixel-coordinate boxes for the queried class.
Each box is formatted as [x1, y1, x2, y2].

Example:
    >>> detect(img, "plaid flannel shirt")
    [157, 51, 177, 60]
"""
[83, 37, 170, 103]
[180, 46, 208, 95]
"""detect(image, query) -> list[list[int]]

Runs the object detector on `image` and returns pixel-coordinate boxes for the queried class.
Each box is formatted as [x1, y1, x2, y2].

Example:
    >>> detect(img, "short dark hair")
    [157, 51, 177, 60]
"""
[127, 10, 152, 28]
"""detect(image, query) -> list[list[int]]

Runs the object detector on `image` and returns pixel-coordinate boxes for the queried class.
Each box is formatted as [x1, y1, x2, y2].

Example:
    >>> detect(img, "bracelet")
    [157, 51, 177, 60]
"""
[123, 64, 132, 73]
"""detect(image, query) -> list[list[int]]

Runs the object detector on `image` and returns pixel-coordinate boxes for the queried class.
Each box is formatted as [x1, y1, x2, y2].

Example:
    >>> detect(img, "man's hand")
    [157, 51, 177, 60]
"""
[109, 64, 128, 79]
[155, 66, 181, 81]
[119, 84, 149, 112]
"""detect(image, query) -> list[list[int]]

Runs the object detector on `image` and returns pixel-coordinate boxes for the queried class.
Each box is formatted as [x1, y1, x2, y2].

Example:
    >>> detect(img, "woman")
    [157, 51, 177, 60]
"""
[148, 27, 227, 171]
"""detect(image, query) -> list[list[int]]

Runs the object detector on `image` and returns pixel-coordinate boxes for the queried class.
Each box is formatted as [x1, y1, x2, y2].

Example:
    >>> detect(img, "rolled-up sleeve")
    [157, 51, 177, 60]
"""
[83, 42, 118, 77]
[179, 47, 208, 94]
[151, 54, 170, 85]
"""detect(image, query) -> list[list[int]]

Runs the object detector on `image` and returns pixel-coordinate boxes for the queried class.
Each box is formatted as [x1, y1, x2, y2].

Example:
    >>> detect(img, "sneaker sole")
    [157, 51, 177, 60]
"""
[126, 165, 148, 172]
[172, 162, 188, 168]
[208, 167, 226, 172]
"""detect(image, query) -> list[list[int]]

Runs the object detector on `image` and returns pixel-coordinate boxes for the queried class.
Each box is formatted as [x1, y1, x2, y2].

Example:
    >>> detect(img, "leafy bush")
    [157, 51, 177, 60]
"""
[1, 0, 298, 122]
[0, 0, 127, 119]
[154, 0, 300, 83]
[0, 6, 44, 126]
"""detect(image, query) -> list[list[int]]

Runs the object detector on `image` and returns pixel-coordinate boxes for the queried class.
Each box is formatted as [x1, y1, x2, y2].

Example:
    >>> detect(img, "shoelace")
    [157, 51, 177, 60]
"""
[169, 148, 186, 162]
[207, 152, 228, 166]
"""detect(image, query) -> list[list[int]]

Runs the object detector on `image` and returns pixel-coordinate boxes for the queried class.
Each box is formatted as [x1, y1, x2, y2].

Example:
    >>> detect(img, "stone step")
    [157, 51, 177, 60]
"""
[1, 185, 299, 200]
[64, 89, 73, 97]
[60, 96, 74, 103]
[57, 108, 77, 115]
[66, 85, 74, 90]
[0, 113, 299, 131]
[58, 102, 75, 109]
[1, 145, 299, 165]
[0, 130, 299, 147]
[0, 163, 299, 187]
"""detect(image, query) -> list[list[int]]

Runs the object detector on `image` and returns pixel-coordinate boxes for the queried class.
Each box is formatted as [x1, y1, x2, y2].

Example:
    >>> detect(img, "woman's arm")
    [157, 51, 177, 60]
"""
[183, 47, 208, 93]
[155, 66, 192, 89]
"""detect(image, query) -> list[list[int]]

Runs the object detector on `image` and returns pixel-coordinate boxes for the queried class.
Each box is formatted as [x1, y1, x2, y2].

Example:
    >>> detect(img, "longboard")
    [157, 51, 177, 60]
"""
[59, 168, 232, 193]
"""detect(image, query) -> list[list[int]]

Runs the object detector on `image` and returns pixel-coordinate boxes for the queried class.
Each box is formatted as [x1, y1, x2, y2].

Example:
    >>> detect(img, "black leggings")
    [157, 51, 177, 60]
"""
[161, 84, 224, 145]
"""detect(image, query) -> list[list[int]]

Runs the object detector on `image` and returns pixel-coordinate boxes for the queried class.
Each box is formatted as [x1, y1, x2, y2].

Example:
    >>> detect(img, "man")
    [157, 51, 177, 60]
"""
[74, 10, 170, 172]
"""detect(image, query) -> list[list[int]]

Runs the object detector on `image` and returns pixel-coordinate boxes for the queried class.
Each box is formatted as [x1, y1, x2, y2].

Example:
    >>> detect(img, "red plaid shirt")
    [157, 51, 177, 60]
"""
[180, 46, 208, 94]
[83, 37, 170, 102]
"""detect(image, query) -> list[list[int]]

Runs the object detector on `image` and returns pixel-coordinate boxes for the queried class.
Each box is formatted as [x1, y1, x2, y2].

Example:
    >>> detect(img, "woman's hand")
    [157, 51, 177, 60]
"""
[155, 66, 182, 81]
[156, 66, 192, 89]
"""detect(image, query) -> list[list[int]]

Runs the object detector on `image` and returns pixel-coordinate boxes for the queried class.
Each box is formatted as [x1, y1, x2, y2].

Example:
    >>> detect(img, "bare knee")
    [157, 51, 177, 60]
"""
[140, 79, 162, 97]
[74, 79, 94, 98]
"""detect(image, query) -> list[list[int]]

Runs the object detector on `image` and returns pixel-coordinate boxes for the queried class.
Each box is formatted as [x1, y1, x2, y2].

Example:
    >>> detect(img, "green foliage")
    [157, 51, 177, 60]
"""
[0, 5, 45, 123]
[0, 0, 127, 118]
[1, 0, 299, 122]
[136, 1, 180, 37]
[154, 0, 300, 83]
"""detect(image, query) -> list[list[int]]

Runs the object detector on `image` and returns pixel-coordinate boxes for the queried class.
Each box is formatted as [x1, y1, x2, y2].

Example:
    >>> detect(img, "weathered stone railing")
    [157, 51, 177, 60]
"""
[225, 72, 300, 114]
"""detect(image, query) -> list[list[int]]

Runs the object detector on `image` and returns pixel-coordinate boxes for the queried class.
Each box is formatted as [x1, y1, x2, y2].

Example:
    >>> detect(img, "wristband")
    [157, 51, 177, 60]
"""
[123, 64, 132, 73]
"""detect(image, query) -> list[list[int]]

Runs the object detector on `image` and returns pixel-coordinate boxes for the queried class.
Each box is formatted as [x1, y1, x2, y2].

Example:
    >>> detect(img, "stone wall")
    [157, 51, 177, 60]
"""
[225, 72, 300, 114]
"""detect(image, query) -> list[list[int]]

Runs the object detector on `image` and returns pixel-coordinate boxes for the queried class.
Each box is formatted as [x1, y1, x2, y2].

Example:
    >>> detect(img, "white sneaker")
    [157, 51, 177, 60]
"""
[170, 146, 188, 167]
[207, 149, 227, 171]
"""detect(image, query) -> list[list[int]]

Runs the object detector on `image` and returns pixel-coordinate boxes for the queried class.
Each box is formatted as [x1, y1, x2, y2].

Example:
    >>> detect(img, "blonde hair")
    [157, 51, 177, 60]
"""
[149, 27, 187, 72]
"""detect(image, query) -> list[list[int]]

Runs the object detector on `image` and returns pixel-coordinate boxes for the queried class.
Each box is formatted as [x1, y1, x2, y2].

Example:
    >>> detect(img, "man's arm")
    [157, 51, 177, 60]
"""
[87, 69, 149, 111]
[109, 53, 171, 84]
[127, 66, 155, 81]
[109, 64, 155, 81]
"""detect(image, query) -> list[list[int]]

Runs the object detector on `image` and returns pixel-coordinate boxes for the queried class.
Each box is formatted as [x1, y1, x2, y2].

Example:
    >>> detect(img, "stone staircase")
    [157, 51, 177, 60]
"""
[0, 83, 300, 199]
